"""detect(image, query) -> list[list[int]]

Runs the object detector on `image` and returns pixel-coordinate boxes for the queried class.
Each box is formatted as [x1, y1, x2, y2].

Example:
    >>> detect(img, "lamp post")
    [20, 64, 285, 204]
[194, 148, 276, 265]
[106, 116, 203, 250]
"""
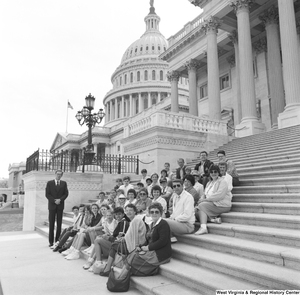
[75, 93, 105, 164]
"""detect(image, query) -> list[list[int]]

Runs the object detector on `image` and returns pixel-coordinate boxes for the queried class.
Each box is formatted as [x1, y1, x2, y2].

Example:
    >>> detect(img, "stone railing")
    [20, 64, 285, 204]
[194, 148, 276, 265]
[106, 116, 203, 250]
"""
[124, 110, 227, 137]
[168, 13, 204, 46]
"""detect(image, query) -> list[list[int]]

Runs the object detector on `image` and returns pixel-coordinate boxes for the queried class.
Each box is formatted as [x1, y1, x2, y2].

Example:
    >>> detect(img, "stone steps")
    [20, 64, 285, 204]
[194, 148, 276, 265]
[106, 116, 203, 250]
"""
[176, 234, 300, 271]
[221, 212, 300, 229]
[238, 168, 300, 178]
[231, 202, 300, 215]
[232, 184, 300, 194]
[232, 193, 300, 203]
[170, 244, 300, 290]
[206, 223, 300, 247]
[239, 176, 300, 186]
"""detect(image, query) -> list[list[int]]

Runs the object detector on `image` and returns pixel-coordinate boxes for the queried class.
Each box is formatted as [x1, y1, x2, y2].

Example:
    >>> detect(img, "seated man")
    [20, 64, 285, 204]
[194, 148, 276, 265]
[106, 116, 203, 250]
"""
[140, 169, 149, 187]
[183, 174, 200, 206]
[96, 191, 108, 208]
[194, 151, 213, 189]
[119, 176, 134, 197]
[175, 158, 187, 180]
[164, 162, 175, 181]
[165, 179, 195, 243]
[219, 161, 233, 192]
[217, 150, 239, 186]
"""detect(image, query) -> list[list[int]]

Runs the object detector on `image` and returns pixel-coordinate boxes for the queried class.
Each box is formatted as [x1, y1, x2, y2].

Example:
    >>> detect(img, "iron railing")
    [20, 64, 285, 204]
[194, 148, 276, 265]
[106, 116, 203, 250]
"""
[25, 149, 139, 174]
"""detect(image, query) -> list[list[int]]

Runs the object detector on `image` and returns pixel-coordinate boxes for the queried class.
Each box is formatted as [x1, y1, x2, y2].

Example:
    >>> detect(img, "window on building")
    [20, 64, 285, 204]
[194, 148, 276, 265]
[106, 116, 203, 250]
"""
[200, 84, 208, 99]
[124, 74, 127, 85]
[137, 71, 140, 82]
[220, 74, 230, 90]
[152, 45, 155, 50]
[120, 76, 122, 85]
[135, 48, 137, 53]
[144, 70, 148, 81]
[146, 46, 149, 51]
[160, 70, 163, 81]
[158, 46, 161, 51]
[117, 145, 120, 152]
[152, 70, 156, 80]
[130, 72, 133, 83]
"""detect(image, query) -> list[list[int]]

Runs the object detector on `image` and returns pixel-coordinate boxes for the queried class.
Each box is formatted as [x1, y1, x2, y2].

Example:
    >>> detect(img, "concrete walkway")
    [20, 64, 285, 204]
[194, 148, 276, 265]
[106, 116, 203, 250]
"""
[0, 231, 141, 295]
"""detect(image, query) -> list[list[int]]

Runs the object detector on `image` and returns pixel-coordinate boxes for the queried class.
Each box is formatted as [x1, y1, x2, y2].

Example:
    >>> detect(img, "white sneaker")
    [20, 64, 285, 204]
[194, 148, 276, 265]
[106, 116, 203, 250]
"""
[170, 237, 177, 243]
[210, 217, 222, 224]
[50, 242, 58, 249]
[62, 247, 74, 256]
[66, 250, 80, 260]
[85, 244, 94, 255]
[194, 228, 208, 235]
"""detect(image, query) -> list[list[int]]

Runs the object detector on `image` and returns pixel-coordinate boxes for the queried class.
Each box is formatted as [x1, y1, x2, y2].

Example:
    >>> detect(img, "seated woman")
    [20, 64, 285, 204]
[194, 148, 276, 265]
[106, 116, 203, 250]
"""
[158, 169, 169, 183]
[147, 173, 160, 196]
[99, 204, 147, 277]
[83, 204, 109, 255]
[83, 207, 130, 270]
[131, 202, 171, 276]
[124, 189, 137, 207]
[62, 205, 92, 258]
[135, 188, 152, 214]
[151, 185, 167, 218]
[194, 164, 232, 235]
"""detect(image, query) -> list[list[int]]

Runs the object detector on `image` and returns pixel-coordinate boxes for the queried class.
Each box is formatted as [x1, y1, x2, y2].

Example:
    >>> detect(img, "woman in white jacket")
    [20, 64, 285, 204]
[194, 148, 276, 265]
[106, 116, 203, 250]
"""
[195, 164, 232, 235]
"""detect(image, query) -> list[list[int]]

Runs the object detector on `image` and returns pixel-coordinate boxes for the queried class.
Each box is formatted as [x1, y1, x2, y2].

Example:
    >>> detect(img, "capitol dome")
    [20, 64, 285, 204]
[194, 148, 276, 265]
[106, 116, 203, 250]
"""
[120, 6, 168, 64]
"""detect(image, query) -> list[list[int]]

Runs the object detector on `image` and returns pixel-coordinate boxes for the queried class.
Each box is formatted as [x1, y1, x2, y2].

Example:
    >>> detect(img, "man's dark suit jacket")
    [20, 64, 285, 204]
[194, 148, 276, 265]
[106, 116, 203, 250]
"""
[45, 180, 69, 210]
[176, 165, 186, 180]
[194, 160, 214, 177]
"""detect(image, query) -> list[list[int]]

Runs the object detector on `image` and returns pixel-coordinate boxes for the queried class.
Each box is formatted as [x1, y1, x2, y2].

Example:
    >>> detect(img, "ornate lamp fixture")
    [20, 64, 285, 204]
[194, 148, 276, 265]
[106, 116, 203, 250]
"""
[75, 93, 105, 164]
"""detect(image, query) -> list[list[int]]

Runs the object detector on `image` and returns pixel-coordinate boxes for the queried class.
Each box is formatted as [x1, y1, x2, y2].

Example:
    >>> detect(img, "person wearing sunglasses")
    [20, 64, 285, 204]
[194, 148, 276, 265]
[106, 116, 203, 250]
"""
[135, 188, 152, 214]
[131, 202, 172, 275]
[195, 164, 232, 235]
[165, 179, 195, 243]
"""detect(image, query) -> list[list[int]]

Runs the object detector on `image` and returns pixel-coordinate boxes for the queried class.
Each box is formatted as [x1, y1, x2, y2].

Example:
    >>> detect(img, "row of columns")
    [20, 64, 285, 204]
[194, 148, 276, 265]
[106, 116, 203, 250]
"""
[105, 92, 167, 122]
[168, 0, 300, 134]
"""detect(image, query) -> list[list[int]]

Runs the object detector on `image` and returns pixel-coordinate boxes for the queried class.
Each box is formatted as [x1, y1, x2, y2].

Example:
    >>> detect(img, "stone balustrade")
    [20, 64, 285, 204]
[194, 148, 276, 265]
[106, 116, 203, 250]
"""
[124, 110, 227, 137]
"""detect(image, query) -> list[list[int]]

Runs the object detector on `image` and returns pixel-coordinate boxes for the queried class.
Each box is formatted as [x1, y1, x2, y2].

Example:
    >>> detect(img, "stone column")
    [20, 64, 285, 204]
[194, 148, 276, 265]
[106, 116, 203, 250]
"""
[109, 100, 113, 121]
[121, 96, 125, 118]
[184, 59, 199, 116]
[230, 0, 265, 136]
[277, 0, 300, 128]
[259, 6, 285, 129]
[228, 30, 242, 125]
[167, 71, 180, 113]
[104, 104, 108, 123]
[129, 94, 133, 117]
[138, 92, 143, 113]
[158, 92, 161, 102]
[147, 92, 151, 109]
[114, 98, 118, 119]
[202, 16, 221, 120]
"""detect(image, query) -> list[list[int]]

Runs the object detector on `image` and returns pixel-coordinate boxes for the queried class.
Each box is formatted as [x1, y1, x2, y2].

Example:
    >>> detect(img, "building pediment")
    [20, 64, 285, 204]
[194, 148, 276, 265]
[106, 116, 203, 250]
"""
[50, 133, 68, 151]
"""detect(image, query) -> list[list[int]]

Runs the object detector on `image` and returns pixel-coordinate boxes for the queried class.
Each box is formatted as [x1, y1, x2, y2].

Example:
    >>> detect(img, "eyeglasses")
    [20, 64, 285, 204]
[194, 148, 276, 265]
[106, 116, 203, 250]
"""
[173, 184, 181, 188]
[150, 210, 160, 214]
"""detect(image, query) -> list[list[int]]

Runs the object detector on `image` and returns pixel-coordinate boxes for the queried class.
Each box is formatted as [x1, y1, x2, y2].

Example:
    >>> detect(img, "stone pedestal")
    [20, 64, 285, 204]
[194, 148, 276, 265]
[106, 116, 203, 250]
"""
[278, 107, 300, 129]
[235, 120, 266, 137]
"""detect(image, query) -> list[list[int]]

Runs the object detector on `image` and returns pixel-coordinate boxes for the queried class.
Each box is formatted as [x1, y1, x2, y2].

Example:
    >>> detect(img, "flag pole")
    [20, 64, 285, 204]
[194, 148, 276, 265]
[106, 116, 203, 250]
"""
[66, 100, 69, 133]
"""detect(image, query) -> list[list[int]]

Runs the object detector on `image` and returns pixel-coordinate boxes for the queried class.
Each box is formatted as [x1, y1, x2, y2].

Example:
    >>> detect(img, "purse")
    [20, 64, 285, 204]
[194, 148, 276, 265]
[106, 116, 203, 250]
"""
[106, 265, 131, 292]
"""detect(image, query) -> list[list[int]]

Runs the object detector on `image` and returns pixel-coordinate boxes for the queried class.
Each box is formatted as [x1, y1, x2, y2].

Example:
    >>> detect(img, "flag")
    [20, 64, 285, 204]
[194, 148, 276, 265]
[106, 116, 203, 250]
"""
[68, 101, 73, 110]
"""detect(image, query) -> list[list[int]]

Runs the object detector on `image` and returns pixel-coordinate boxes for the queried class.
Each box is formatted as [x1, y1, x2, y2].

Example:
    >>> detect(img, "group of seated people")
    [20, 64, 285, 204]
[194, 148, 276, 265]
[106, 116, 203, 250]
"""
[50, 150, 238, 276]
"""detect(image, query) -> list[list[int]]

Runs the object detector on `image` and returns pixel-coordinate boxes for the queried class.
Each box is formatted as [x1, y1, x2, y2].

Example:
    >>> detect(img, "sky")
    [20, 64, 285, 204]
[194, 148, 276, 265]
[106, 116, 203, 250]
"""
[0, 0, 201, 179]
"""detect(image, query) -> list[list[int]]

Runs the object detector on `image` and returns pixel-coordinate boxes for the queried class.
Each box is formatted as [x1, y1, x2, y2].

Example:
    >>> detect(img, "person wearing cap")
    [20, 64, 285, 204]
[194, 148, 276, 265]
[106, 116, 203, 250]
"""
[140, 169, 150, 187]
[165, 179, 195, 243]
[117, 194, 127, 208]
[191, 170, 204, 199]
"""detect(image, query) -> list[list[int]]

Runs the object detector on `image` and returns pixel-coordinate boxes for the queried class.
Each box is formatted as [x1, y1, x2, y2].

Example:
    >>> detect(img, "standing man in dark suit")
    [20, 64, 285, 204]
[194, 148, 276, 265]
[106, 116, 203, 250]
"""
[194, 151, 213, 189]
[45, 170, 69, 247]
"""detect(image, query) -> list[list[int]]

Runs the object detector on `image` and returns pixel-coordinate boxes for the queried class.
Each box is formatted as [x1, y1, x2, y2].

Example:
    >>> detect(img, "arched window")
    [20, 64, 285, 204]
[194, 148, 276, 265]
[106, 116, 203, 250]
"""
[146, 46, 149, 51]
[130, 72, 133, 83]
[137, 71, 140, 82]
[140, 47, 143, 51]
[152, 45, 155, 50]
[152, 70, 156, 80]
[158, 46, 161, 51]
[120, 76, 122, 85]
[135, 48, 137, 53]
[144, 70, 148, 81]
[160, 70, 163, 81]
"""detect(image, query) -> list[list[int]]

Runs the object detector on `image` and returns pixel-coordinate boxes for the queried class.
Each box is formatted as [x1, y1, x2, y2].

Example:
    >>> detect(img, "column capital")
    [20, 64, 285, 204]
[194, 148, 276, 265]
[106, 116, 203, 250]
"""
[230, 0, 255, 14]
[227, 54, 236, 67]
[259, 5, 279, 26]
[228, 30, 238, 44]
[184, 59, 201, 72]
[253, 37, 267, 54]
[201, 16, 222, 34]
[188, 0, 210, 9]
[167, 71, 180, 82]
